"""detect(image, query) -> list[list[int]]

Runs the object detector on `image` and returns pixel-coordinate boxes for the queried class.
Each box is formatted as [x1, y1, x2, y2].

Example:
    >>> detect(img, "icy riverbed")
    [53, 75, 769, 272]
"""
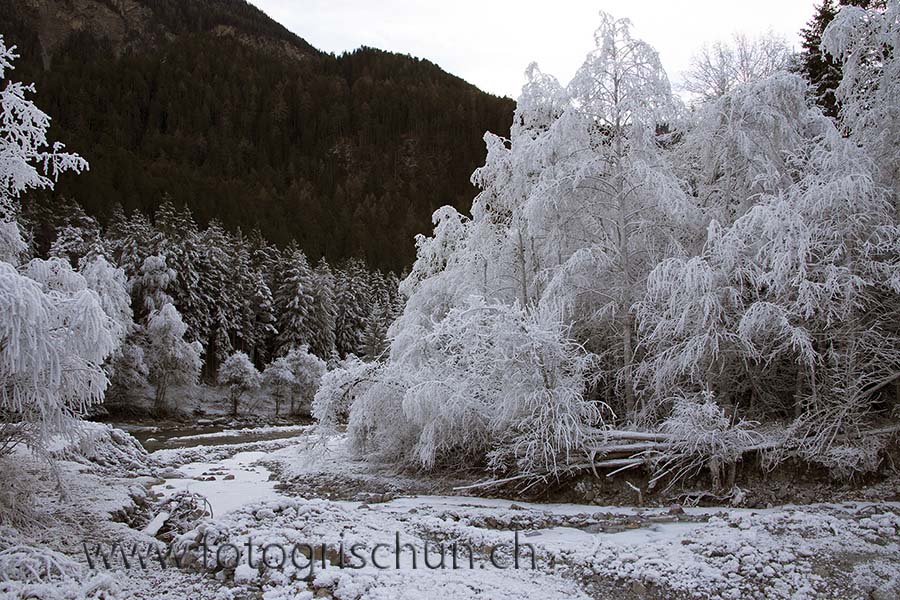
[133, 428, 900, 600]
[9, 423, 898, 600]
[151, 450, 284, 516]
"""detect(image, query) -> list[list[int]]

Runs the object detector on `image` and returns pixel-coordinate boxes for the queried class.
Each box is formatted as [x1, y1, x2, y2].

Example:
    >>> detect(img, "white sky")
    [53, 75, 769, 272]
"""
[247, 1, 817, 98]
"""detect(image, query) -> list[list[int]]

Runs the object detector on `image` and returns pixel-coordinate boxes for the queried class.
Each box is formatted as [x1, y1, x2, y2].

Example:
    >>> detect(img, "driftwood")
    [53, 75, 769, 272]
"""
[451, 423, 900, 492]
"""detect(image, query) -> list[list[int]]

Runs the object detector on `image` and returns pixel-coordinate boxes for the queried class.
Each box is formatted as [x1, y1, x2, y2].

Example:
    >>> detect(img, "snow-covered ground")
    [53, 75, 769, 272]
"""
[3, 424, 900, 600]
[151, 451, 284, 516]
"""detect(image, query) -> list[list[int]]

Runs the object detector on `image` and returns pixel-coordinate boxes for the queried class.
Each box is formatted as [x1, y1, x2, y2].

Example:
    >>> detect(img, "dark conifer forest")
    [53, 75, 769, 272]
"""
[1, 0, 515, 270]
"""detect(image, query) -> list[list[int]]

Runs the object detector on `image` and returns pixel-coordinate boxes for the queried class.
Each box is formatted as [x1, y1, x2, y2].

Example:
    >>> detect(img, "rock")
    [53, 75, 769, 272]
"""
[668, 505, 685, 515]
[871, 587, 899, 600]
[223, 474, 235, 480]
[650, 516, 677, 524]
[630, 581, 647, 595]
[255, 508, 276, 520]
[233, 563, 258, 584]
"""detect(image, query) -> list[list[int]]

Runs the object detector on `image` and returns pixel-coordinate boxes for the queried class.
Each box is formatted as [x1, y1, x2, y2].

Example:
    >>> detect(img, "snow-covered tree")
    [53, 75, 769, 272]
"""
[676, 74, 815, 227]
[106, 207, 154, 280]
[312, 355, 379, 432]
[682, 32, 794, 101]
[245, 266, 278, 364]
[527, 13, 691, 421]
[308, 258, 337, 359]
[145, 303, 202, 414]
[823, 0, 900, 210]
[637, 82, 900, 471]
[0, 35, 112, 464]
[106, 340, 149, 404]
[0, 220, 26, 265]
[275, 245, 316, 354]
[283, 345, 326, 415]
[132, 254, 175, 319]
[360, 301, 391, 361]
[0, 35, 87, 219]
[262, 357, 295, 416]
[218, 351, 261, 416]
[345, 299, 606, 475]
[79, 255, 133, 346]
[49, 212, 104, 266]
[334, 259, 372, 357]
[198, 220, 241, 378]
[153, 201, 211, 348]
[0, 258, 117, 457]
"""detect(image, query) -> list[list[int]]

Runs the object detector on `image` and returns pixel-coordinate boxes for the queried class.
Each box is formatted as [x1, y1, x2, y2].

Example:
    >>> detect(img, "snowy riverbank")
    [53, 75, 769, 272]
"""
[2, 423, 899, 600]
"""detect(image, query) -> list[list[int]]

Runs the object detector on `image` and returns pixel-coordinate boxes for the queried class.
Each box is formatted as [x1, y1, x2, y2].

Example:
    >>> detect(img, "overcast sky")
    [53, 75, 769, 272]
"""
[247, 1, 817, 98]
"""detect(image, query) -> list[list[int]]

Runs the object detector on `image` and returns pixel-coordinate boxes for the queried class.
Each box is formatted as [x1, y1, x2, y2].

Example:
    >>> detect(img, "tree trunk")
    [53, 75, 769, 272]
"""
[709, 457, 721, 491]
[154, 377, 168, 415]
[793, 370, 804, 418]
[516, 228, 528, 307]
[623, 312, 636, 421]
[231, 391, 239, 416]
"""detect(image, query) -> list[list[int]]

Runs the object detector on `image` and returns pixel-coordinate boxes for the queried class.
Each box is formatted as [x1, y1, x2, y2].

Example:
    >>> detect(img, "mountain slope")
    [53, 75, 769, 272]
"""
[0, 0, 515, 270]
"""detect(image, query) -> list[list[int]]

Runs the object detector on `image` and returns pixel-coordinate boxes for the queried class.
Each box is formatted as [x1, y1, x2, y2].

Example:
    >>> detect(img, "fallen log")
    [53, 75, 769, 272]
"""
[142, 511, 171, 537]
[584, 430, 675, 443]
[451, 424, 900, 492]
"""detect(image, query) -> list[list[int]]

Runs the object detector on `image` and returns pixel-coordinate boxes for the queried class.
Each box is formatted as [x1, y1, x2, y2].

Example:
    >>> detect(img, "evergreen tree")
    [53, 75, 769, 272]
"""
[333, 259, 370, 357]
[154, 201, 210, 345]
[48, 207, 104, 265]
[195, 220, 242, 379]
[275, 244, 316, 353]
[308, 258, 337, 359]
[233, 229, 278, 365]
[110, 209, 155, 280]
[248, 226, 280, 288]
[132, 254, 175, 321]
[800, 0, 842, 117]
[361, 300, 391, 360]
[799, 0, 885, 117]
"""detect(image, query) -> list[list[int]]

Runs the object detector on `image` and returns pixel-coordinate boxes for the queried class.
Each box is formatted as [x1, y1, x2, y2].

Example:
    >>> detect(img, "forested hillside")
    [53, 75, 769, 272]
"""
[0, 0, 515, 270]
